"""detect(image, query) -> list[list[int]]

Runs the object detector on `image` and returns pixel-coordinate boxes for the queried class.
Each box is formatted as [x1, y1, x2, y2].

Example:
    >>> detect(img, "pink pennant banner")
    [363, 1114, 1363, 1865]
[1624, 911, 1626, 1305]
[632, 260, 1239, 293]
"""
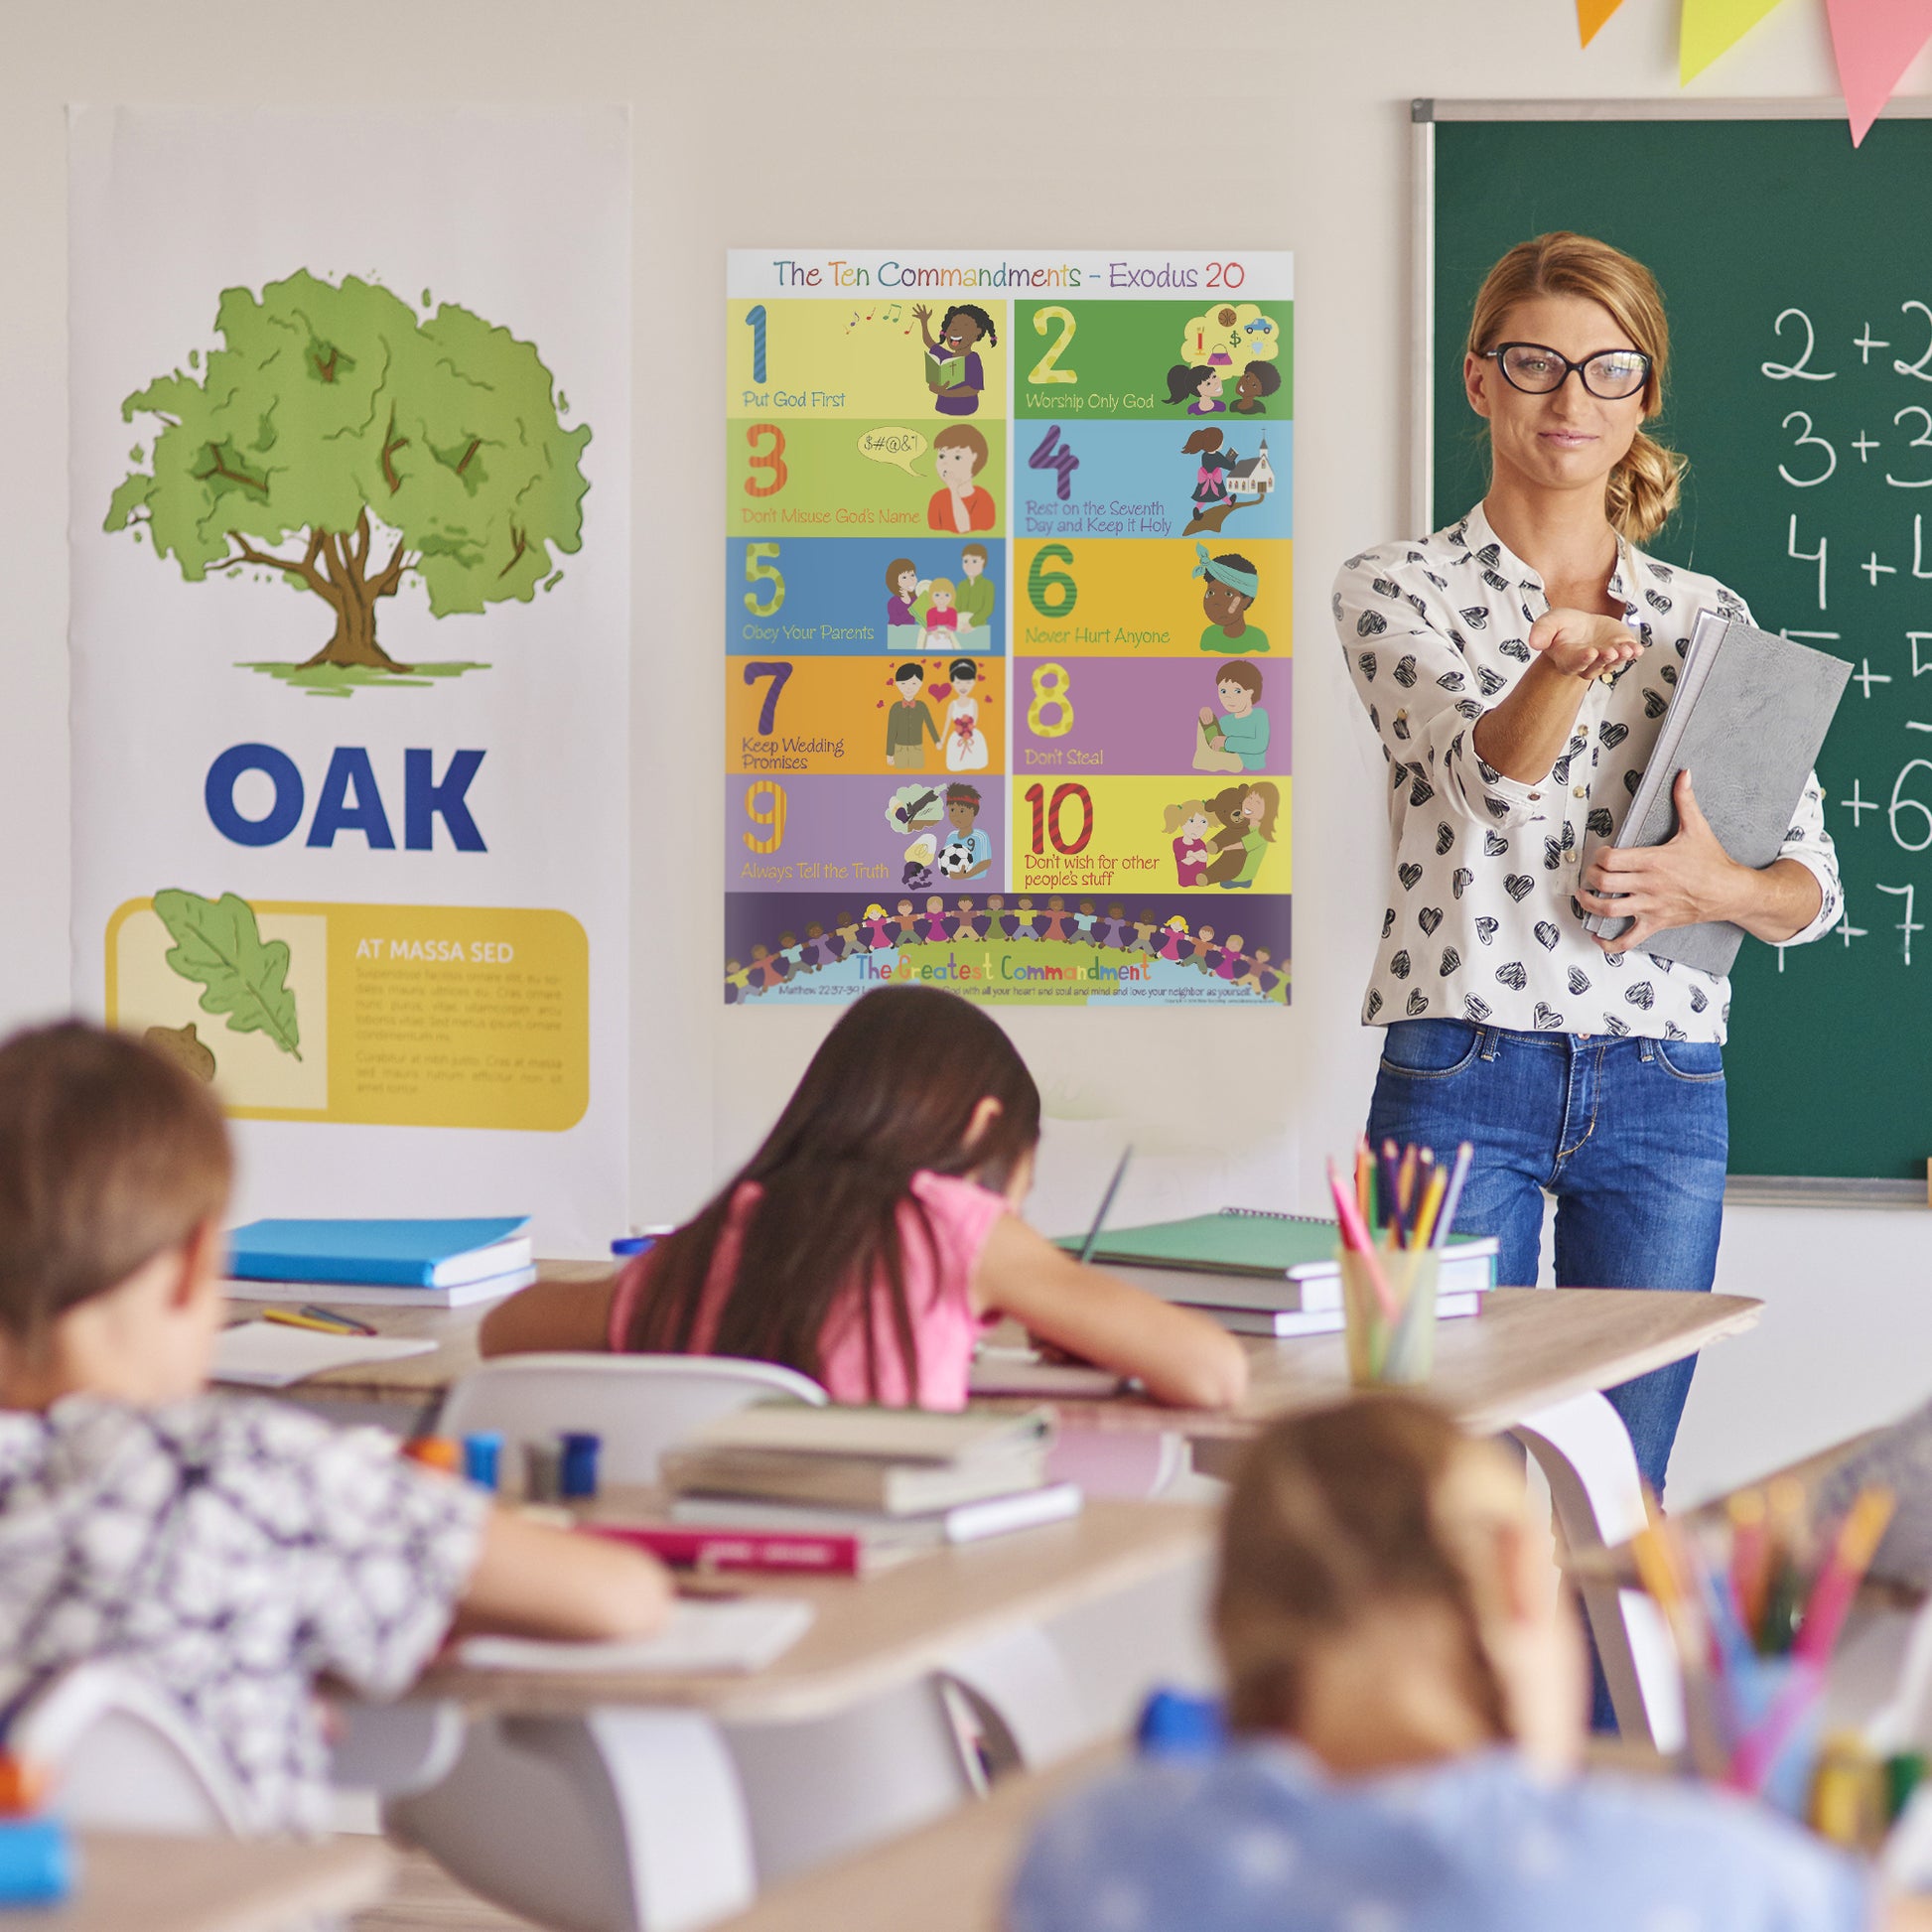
[1826, 0, 1932, 145]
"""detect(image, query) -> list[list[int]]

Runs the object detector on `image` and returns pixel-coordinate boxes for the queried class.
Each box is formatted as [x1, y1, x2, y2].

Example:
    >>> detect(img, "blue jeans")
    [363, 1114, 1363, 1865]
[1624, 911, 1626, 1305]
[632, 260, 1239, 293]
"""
[1369, 1020, 1726, 1731]
[1367, 1020, 1727, 1496]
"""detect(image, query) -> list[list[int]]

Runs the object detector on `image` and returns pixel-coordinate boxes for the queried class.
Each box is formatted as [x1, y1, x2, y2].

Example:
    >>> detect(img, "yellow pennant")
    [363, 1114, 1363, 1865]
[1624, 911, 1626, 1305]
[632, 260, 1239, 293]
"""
[1578, 0, 1626, 45]
[1682, 0, 1792, 81]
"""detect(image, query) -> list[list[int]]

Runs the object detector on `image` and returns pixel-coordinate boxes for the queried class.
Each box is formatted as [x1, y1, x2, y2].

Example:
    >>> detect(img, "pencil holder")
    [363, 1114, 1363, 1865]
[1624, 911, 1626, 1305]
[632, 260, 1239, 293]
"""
[1338, 1245, 1441, 1388]
[1709, 1652, 1827, 1820]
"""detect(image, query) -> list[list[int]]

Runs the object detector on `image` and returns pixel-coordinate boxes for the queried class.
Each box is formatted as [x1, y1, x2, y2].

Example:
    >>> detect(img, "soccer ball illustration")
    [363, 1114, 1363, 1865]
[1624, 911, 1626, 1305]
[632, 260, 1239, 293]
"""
[938, 842, 975, 879]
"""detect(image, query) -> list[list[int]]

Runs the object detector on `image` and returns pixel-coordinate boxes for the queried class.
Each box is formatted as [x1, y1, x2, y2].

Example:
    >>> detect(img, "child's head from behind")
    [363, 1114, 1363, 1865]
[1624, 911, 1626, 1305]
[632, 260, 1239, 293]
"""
[0, 1023, 232, 1408]
[1215, 1395, 1584, 1774]
[628, 989, 1043, 1396]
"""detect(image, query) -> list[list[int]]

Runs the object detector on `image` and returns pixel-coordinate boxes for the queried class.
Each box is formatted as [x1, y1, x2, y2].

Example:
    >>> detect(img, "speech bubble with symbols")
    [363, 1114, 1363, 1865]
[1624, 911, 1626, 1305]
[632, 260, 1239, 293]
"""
[859, 427, 929, 475]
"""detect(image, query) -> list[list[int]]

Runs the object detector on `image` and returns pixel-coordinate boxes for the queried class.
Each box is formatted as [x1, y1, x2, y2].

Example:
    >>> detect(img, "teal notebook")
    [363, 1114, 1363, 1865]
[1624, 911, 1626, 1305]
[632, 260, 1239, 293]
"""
[1055, 1208, 1496, 1283]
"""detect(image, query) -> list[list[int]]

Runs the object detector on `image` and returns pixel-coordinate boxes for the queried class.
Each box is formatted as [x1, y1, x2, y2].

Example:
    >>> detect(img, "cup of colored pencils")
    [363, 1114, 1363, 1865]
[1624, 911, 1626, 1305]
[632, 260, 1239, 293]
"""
[1326, 1138, 1472, 1389]
[1633, 1478, 1895, 1821]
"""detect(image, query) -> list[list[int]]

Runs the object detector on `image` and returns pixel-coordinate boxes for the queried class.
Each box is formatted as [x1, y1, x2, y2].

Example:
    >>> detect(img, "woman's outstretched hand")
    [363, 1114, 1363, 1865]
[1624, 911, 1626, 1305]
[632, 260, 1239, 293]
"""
[1528, 608, 1644, 681]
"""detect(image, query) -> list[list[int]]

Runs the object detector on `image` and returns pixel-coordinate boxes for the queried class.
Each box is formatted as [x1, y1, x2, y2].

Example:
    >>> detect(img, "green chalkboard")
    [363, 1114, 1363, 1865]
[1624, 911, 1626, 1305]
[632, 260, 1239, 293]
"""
[1429, 105, 1932, 1182]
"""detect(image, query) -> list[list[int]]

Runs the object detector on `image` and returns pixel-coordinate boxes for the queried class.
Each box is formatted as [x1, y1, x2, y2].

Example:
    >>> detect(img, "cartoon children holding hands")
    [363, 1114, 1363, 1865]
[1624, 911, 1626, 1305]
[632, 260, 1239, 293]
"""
[913, 303, 997, 417]
[1195, 660, 1271, 773]
[1194, 545, 1269, 653]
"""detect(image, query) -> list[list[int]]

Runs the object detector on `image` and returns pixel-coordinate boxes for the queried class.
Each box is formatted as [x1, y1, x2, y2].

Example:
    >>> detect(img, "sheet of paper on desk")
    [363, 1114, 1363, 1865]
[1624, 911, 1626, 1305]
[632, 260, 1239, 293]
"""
[968, 1347, 1126, 1397]
[458, 1598, 816, 1676]
[213, 1322, 438, 1389]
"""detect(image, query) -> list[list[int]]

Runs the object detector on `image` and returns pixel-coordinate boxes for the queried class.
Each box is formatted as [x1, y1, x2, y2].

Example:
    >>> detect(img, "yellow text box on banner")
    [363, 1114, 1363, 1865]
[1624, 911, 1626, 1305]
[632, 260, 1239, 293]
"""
[106, 898, 588, 1131]
[1009, 773, 1291, 898]
[729, 299, 1009, 421]
[1014, 538, 1292, 657]
[728, 654, 1006, 776]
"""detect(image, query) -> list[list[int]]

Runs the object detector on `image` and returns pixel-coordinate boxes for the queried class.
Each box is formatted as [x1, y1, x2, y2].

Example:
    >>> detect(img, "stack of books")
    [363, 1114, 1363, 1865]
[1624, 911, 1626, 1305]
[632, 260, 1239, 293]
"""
[598, 1405, 1082, 1576]
[1063, 1208, 1498, 1338]
[222, 1216, 537, 1310]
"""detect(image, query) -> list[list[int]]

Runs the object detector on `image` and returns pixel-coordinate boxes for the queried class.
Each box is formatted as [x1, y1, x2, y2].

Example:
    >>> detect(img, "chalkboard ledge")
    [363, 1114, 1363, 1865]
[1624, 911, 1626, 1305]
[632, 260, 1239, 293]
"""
[1725, 1176, 1926, 1210]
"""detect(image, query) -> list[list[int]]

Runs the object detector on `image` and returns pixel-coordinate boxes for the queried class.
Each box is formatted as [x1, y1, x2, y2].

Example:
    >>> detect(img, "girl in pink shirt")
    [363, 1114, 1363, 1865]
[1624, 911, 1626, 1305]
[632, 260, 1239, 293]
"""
[481, 987, 1247, 1412]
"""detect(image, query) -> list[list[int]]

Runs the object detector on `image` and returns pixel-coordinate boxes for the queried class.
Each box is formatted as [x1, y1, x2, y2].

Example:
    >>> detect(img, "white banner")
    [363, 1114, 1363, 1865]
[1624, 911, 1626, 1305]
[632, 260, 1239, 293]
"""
[69, 107, 631, 1255]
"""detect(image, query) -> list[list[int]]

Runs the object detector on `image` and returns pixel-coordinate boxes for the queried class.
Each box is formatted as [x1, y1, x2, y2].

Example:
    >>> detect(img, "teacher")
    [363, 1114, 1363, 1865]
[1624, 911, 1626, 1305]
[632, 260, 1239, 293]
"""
[1333, 232, 1843, 1500]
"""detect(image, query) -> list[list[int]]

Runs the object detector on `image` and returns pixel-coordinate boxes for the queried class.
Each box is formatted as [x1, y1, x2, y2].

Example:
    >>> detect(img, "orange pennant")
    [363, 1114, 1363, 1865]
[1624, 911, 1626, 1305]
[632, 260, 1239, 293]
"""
[1825, 0, 1932, 146]
[1578, 0, 1626, 44]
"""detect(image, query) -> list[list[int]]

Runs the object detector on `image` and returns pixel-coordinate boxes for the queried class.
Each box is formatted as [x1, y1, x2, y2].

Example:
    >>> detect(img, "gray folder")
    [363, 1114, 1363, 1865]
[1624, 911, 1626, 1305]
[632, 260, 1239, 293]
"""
[1579, 611, 1850, 977]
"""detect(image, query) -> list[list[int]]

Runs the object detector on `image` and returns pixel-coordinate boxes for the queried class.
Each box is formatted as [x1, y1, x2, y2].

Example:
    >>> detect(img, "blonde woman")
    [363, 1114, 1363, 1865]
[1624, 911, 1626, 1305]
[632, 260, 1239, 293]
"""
[1334, 233, 1842, 1509]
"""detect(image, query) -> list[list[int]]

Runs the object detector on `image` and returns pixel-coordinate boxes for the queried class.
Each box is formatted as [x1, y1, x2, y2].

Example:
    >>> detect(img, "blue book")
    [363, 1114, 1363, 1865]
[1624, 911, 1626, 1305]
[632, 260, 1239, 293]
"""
[225, 1216, 532, 1289]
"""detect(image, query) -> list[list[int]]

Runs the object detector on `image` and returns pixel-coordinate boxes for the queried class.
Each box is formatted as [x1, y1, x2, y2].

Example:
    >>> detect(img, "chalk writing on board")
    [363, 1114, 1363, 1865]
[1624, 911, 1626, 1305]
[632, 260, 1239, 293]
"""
[1762, 308, 1836, 381]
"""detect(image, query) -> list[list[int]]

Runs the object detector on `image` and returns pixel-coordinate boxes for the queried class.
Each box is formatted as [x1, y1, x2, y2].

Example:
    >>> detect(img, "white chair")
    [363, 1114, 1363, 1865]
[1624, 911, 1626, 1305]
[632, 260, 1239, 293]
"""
[11, 1663, 246, 1835]
[385, 1354, 1008, 1927]
[434, 1353, 828, 1482]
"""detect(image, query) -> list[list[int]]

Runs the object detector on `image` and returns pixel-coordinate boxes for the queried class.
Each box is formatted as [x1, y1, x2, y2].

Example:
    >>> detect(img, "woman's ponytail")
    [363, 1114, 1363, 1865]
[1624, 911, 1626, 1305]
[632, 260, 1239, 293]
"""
[1605, 428, 1686, 548]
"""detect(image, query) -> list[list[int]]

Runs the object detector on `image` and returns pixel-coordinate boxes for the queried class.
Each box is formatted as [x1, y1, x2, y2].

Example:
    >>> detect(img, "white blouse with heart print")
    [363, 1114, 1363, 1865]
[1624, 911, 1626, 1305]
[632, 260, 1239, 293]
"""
[1333, 504, 1842, 1045]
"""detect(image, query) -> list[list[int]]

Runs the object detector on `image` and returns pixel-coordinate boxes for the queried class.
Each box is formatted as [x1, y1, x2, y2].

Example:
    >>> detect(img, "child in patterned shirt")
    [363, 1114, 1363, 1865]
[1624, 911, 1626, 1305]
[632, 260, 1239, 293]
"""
[1012, 1394, 1923, 1932]
[0, 1023, 671, 1834]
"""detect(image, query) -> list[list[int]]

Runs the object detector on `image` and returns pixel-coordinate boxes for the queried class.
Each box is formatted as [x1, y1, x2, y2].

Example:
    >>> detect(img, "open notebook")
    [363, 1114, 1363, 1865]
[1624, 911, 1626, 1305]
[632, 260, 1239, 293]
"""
[458, 1597, 816, 1676]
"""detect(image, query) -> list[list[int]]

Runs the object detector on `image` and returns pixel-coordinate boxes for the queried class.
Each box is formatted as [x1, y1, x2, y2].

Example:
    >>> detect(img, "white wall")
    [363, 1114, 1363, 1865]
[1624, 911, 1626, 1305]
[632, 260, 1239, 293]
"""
[5, 0, 1929, 1501]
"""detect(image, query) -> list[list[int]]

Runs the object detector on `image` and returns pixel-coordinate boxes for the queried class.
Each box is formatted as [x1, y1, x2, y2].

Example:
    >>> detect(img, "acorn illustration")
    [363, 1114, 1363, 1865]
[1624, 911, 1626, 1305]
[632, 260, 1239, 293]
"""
[145, 1022, 216, 1082]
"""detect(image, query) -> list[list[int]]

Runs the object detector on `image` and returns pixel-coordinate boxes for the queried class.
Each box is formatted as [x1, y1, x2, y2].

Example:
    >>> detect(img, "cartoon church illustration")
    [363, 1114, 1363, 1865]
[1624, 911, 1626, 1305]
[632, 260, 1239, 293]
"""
[1227, 434, 1275, 504]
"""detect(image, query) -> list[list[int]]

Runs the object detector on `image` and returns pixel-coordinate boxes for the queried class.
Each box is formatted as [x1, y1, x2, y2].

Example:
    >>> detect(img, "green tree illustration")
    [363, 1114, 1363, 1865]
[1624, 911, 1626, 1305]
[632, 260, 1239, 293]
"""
[104, 272, 590, 675]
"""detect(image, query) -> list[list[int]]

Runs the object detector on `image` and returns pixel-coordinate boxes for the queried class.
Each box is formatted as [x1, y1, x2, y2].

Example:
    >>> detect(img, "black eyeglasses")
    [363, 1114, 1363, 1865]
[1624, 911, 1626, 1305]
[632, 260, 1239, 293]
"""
[1483, 343, 1652, 401]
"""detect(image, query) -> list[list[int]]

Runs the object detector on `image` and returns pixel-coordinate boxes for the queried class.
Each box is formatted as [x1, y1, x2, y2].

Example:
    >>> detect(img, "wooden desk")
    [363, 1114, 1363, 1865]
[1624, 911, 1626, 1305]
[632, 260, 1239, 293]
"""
[279, 1279, 1758, 1757]
[251, 1278, 1760, 1442]
[712, 1740, 1114, 1932]
[989, 1288, 1763, 1444]
[48, 1833, 389, 1932]
[419, 1497, 1213, 1722]
[225, 1260, 609, 1429]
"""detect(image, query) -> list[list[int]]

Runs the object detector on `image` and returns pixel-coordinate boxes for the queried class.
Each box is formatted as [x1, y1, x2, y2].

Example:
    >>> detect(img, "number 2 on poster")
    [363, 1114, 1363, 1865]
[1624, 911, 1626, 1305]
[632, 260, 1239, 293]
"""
[1025, 781, 1093, 855]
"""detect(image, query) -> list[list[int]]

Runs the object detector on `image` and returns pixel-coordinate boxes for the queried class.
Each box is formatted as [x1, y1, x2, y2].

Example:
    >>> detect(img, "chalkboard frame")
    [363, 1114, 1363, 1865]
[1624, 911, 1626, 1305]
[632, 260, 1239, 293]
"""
[1411, 99, 1932, 1207]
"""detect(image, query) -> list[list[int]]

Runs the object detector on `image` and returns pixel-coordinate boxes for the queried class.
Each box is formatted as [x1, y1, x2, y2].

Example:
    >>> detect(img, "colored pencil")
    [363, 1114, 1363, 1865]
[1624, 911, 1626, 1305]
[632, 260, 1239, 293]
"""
[1794, 1487, 1895, 1668]
[1433, 1143, 1474, 1250]
[1077, 1146, 1133, 1265]
[1327, 1159, 1399, 1321]
[1411, 1164, 1449, 1251]
[301, 1303, 375, 1336]
[262, 1308, 360, 1336]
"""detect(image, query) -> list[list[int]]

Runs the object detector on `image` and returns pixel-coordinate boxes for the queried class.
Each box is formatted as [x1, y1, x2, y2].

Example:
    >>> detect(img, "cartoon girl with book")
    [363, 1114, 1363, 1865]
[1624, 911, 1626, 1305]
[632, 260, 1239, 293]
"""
[1182, 427, 1237, 536]
[912, 303, 997, 418]
[943, 658, 989, 771]
[1163, 799, 1212, 887]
